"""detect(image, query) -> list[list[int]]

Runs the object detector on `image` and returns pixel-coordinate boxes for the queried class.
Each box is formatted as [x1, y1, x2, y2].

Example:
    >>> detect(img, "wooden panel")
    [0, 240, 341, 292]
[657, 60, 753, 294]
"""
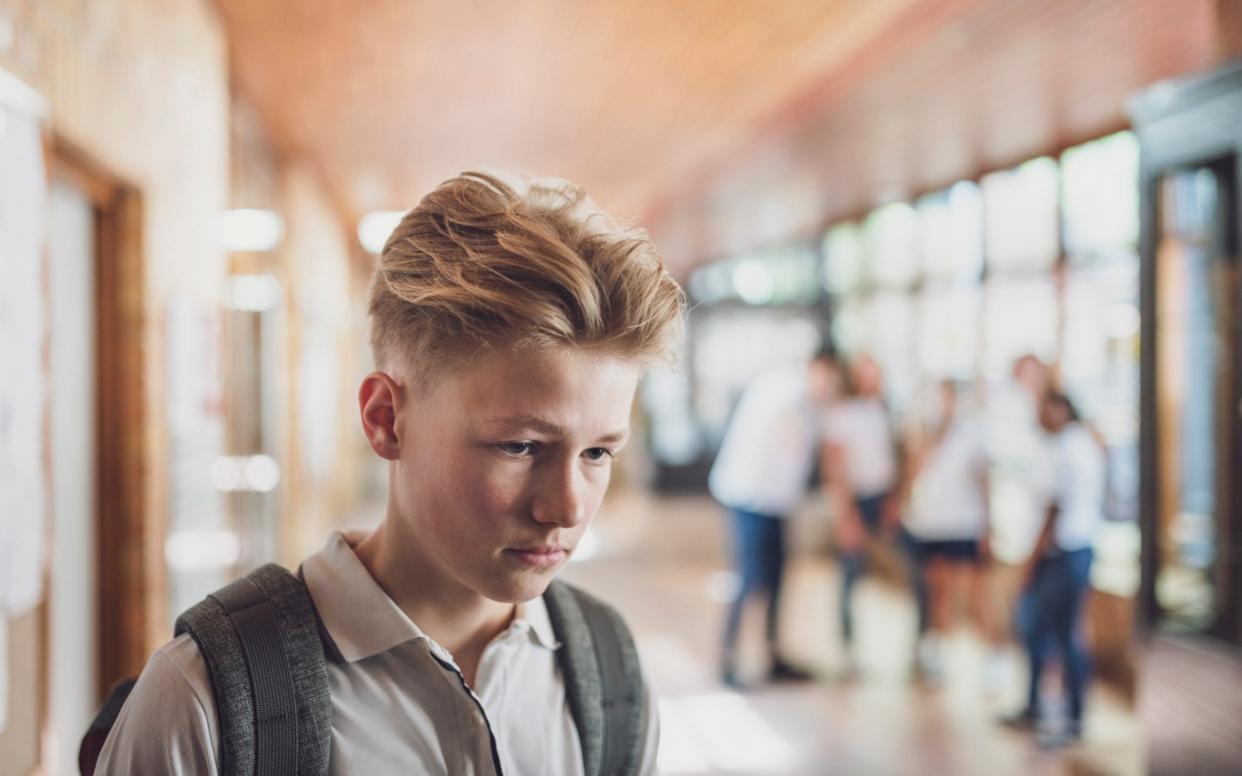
[94, 186, 154, 690]
[53, 136, 155, 695]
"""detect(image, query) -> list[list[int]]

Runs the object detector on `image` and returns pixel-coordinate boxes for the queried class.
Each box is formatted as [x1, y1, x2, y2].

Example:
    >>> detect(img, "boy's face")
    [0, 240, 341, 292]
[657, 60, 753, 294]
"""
[390, 344, 640, 604]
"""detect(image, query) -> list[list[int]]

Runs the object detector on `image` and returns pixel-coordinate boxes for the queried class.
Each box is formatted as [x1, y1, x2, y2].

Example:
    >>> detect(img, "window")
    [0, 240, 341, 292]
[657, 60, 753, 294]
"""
[982, 157, 1060, 274]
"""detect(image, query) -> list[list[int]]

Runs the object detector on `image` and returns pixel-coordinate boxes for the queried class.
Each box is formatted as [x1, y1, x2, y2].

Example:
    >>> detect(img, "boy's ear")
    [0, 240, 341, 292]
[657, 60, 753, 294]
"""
[359, 371, 402, 460]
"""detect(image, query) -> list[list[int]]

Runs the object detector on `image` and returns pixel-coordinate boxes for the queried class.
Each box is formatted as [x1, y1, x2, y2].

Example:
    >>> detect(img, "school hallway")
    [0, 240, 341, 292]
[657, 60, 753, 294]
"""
[8, 2, 1242, 774]
[561, 491, 1143, 776]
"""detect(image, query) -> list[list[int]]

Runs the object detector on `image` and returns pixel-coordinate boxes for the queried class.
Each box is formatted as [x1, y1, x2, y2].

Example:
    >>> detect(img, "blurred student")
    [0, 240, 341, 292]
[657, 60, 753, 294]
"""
[1003, 390, 1104, 748]
[901, 381, 994, 684]
[823, 355, 898, 674]
[710, 348, 839, 688]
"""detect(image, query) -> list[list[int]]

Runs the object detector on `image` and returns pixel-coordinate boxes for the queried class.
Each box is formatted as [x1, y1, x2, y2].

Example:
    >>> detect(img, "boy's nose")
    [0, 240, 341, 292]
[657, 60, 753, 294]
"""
[531, 464, 587, 527]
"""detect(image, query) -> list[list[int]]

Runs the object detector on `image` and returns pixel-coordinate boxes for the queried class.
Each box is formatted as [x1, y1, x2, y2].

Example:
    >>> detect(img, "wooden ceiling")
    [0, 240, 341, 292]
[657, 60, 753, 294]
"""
[213, 1, 923, 237]
[646, 0, 1227, 267]
[214, 0, 1230, 275]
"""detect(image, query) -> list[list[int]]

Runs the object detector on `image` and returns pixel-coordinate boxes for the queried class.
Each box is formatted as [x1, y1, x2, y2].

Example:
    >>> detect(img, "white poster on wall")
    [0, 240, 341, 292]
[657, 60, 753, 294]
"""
[0, 100, 48, 617]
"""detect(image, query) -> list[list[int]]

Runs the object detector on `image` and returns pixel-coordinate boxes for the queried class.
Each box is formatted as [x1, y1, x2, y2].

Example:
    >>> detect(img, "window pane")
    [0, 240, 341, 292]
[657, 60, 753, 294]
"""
[980, 276, 1058, 379]
[916, 281, 980, 380]
[830, 294, 867, 356]
[822, 222, 864, 294]
[982, 157, 1060, 274]
[864, 203, 918, 288]
[1062, 131, 1139, 263]
[917, 181, 983, 281]
[692, 307, 823, 441]
[862, 290, 918, 414]
[1063, 255, 1141, 525]
[690, 246, 820, 306]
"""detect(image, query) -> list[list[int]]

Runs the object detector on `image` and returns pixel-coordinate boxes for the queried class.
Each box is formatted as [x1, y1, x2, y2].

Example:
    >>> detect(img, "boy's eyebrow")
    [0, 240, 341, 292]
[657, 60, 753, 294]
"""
[483, 414, 630, 443]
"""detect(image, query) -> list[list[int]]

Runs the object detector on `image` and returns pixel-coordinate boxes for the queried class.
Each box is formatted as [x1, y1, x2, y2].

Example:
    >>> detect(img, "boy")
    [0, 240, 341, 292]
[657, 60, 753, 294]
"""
[96, 171, 684, 774]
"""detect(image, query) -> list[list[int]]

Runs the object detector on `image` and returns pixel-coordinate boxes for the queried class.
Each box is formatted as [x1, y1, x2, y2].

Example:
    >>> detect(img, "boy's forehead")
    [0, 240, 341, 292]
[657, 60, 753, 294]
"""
[420, 342, 640, 412]
[476, 411, 631, 441]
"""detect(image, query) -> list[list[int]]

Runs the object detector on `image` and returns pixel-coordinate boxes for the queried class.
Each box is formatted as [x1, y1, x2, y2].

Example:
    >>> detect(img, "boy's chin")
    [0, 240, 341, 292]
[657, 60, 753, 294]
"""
[481, 571, 557, 604]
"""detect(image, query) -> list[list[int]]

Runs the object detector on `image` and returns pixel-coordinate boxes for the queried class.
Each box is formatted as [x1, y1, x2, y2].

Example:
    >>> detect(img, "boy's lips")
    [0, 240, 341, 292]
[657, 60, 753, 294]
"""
[504, 544, 569, 568]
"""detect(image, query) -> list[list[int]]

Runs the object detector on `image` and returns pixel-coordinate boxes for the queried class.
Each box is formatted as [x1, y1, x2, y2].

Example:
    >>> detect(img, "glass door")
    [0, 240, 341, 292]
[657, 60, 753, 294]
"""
[1153, 160, 1240, 638]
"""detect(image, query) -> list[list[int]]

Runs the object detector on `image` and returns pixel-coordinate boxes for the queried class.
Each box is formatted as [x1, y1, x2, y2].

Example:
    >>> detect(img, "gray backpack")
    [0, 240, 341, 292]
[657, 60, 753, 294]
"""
[80, 564, 649, 776]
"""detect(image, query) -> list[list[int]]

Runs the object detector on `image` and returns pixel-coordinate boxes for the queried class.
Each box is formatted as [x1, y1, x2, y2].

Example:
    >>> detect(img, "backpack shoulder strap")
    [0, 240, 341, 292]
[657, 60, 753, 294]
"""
[175, 563, 332, 776]
[543, 580, 649, 776]
[79, 678, 137, 775]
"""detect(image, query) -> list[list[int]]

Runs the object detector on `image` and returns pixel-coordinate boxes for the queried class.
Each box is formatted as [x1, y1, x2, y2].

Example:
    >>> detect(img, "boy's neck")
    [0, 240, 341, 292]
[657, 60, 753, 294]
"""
[353, 518, 515, 676]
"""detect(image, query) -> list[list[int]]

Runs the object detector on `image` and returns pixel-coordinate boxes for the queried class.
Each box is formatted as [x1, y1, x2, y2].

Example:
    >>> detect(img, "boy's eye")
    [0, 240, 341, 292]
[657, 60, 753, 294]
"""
[498, 441, 537, 457]
[582, 447, 613, 462]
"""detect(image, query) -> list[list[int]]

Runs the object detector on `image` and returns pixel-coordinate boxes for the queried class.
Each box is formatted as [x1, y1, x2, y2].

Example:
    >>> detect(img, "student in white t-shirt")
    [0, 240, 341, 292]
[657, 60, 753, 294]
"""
[709, 349, 840, 689]
[823, 355, 898, 672]
[1002, 389, 1104, 748]
[901, 380, 993, 683]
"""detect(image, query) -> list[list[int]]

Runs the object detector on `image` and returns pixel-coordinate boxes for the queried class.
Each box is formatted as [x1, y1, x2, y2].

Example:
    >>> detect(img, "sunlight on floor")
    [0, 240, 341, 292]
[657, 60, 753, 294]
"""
[657, 692, 797, 774]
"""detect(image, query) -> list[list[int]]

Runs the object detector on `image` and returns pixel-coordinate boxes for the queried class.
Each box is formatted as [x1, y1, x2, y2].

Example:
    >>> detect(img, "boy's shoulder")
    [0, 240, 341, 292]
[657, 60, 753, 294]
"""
[95, 633, 220, 775]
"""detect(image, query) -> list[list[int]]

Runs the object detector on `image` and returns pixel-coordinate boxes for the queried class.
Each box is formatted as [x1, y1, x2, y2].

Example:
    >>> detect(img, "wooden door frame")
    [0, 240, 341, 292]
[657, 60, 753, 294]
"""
[48, 136, 154, 700]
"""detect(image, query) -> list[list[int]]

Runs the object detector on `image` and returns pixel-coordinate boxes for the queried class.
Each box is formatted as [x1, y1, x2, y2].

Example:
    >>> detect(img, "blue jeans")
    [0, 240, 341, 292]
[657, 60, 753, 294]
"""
[840, 493, 888, 646]
[1020, 548, 1093, 723]
[722, 507, 787, 664]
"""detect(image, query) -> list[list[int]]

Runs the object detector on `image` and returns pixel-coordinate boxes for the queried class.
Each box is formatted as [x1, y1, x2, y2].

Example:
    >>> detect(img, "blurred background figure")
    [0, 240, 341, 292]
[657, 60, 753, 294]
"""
[901, 380, 997, 687]
[1005, 390, 1106, 749]
[823, 355, 898, 677]
[709, 348, 838, 689]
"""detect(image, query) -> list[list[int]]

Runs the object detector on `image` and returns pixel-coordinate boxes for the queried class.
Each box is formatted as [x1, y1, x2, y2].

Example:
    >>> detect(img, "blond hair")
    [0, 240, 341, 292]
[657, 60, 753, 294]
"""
[368, 171, 685, 380]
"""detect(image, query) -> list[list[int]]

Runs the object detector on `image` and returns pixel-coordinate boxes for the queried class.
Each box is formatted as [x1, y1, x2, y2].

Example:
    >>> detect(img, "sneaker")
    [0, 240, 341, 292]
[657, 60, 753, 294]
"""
[998, 708, 1039, 733]
[915, 637, 944, 686]
[983, 650, 1008, 696]
[768, 658, 814, 683]
[721, 666, 747, 691]
[1036, 722, 1082, 750]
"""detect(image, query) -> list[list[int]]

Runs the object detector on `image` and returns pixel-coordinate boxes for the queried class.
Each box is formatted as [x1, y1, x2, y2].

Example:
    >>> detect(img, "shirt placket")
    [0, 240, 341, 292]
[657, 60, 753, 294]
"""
[424, 639, 506, 776]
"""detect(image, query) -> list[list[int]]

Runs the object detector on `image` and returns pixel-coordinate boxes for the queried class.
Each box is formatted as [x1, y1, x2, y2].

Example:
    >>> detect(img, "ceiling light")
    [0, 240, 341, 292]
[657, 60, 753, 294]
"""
[358, 210, 404, 254]
[218, 209, 285, 252]
[227, 274, 282, 312]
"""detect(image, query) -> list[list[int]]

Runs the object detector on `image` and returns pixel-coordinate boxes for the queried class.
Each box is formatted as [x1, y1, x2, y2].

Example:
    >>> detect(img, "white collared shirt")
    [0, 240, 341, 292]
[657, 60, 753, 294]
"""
[96, 530, 659, 775]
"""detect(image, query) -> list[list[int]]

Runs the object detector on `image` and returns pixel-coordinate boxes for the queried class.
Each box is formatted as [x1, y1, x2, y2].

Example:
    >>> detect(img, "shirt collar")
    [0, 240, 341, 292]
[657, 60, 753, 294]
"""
[301, 530, 560, 662]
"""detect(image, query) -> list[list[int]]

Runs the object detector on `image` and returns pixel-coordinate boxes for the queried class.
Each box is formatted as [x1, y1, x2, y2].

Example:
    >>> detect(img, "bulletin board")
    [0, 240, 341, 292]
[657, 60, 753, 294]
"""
[0, 77, 50, 776]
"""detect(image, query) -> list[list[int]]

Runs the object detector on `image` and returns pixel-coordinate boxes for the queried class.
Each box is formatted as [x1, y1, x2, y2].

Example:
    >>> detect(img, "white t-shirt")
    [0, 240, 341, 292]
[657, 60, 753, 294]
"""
[984, 381, 1055, 563]
[905, 415, 989, 541]
[823, 397, 896, 499]
[708, 366, 820, 516]
[96, 531, 659, 775]
[1045, 422, 1106, 552]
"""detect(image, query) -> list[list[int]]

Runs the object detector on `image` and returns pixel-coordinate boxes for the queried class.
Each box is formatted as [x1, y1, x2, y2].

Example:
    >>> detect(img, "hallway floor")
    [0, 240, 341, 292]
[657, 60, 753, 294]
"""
[559, 492, 1143, 776]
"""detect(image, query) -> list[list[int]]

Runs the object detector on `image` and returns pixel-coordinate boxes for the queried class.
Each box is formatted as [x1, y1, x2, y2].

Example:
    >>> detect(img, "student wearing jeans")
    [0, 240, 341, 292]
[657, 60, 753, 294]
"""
[1004, 390, 1104, 748]
[709, 350, 839, 689]
[823, 356, 897, 674]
